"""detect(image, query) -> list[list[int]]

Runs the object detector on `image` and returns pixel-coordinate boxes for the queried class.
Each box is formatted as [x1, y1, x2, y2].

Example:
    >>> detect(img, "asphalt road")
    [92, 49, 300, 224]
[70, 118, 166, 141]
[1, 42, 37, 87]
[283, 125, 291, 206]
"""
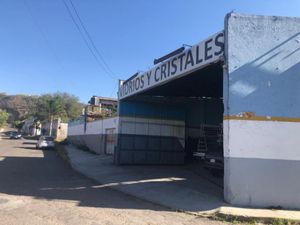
[0, 134, 227, 225]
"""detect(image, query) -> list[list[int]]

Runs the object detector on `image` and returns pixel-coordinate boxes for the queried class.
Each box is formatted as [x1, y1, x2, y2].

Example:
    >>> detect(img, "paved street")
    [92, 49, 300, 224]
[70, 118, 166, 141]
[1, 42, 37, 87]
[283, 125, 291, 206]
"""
[0, 134, 227, 225]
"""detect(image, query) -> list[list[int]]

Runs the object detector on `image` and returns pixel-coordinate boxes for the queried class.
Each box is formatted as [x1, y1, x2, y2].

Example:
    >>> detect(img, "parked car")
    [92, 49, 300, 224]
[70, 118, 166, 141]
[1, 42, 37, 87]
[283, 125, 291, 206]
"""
[204, 151, 224, 176]
[36, 136, 55, 149]
[9, 131, 22, 139]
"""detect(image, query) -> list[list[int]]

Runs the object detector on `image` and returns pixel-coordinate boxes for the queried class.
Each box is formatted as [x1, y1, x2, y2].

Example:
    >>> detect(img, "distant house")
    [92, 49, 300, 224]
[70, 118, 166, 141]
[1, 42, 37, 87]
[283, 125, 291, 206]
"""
[21, 118, 41, 136]
[42, 118, 68, 140]
[85, 96, 117, 121]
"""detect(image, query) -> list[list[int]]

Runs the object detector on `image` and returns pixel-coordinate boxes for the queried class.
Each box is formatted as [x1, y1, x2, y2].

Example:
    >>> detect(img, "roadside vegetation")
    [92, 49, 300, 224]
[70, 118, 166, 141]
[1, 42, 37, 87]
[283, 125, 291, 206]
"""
[209, 213, 300, 225]
[0, 92, 83, 126]
[0, 109, 9, 128]
[55, 140, 70, 162]
[31, 92, 83, 123]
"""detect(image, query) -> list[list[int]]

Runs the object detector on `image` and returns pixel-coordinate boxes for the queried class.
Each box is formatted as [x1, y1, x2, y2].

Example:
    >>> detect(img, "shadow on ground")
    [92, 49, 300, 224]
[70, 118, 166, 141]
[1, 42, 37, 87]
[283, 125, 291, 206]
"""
[0, 138, 226, 213]
[63, 145, 226, 213]
[0, 141, 172, 211]
[22, 142, 37, 145]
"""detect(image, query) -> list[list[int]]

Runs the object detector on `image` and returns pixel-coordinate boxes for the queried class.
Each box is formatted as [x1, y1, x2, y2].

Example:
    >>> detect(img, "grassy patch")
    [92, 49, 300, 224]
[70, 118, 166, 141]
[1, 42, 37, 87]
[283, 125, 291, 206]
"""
[77, 144, 90, 152]
[55, 142, 70, 163]
[209, 213, 300, 225]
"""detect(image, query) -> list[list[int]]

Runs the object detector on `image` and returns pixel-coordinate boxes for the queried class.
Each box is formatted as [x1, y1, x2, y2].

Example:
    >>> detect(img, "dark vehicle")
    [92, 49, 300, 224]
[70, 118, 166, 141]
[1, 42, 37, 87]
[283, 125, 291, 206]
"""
[9, 131, 22, 139]
[204, 151, 224, 176]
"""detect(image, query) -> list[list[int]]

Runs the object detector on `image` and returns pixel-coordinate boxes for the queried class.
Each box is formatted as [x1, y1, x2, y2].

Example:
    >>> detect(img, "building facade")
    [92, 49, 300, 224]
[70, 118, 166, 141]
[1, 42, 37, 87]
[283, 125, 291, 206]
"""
[68, 13, 300, 209]
[115, 13, 300, 209]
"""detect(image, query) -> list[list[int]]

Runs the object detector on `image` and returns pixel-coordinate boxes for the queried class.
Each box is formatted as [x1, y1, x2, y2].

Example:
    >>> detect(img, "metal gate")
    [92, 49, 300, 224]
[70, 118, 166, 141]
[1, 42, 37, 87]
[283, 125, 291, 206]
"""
[105, 128, 116, 155]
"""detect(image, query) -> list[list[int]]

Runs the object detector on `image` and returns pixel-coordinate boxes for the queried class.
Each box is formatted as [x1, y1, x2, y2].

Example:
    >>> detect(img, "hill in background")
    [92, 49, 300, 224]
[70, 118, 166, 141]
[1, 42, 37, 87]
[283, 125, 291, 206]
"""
[0, 93, 38, 123]
[0, 92, 84, 125]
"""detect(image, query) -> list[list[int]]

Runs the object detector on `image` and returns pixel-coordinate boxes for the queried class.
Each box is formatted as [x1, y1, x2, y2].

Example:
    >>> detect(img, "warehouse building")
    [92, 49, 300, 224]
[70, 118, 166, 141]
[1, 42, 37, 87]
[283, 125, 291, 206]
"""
[115, 13, 300, 209]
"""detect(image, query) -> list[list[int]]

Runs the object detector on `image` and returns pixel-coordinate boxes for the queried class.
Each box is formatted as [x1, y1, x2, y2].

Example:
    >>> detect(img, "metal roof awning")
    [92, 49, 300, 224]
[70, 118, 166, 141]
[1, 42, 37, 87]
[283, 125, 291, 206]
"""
[119, 31, 224, 100]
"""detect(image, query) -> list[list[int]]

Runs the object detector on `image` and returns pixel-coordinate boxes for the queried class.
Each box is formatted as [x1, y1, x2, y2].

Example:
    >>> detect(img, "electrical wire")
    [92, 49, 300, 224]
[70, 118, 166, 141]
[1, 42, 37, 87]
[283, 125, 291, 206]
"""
[23, 0, 66, 73]
[109, 82, 119, 98]
[67, 0, 117, 78]
[62, 0, 117, 80]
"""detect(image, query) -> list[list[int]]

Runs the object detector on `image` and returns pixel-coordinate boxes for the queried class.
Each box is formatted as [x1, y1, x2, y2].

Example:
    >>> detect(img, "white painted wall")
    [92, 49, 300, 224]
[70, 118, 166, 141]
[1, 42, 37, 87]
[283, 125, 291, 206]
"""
[68, 117, 119, 136]
[68, 123, 84, 136]
[86, 117, 119, 135]
[225, 120, 300, 160]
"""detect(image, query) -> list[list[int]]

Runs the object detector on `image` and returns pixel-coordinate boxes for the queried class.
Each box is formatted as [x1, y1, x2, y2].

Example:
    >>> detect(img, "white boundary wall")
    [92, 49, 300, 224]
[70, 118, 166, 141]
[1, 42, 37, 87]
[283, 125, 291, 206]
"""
[68, 117, 119, 155]
[68, 117, 119, 136]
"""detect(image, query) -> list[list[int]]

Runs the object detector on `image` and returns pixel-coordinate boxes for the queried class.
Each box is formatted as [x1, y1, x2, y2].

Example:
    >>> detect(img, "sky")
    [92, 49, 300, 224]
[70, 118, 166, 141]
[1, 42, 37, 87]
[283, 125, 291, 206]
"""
[0, 0, 299, 103]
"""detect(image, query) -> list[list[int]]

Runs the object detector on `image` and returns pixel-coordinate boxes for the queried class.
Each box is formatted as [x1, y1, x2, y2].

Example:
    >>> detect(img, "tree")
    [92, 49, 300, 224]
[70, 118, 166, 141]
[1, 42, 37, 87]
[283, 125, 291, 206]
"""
[53, 92, 83, 122]
[32, 92, 83, 123]
[0, 92, 83, 131]
[0, 109, 9, 128]
[13, 120, 25, 130]
[0, 93, 38, 124]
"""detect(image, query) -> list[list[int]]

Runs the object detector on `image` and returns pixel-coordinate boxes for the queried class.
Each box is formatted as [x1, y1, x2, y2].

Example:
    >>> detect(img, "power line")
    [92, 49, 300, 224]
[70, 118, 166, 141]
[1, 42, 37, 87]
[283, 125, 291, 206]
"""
[67, 0, 117, 78]
[109, 82, 119, 98]
[62, 0, 112, 78]
[23, 0, 66, 73]
[62, 0, 117, 80]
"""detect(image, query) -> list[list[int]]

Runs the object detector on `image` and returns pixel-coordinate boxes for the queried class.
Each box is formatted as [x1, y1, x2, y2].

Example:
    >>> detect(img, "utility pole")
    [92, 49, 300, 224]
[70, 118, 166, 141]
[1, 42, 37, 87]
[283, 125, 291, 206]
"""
[48, 99, 54, 136]
[49, 115, 53, 136]
[84, 105, 88, 133]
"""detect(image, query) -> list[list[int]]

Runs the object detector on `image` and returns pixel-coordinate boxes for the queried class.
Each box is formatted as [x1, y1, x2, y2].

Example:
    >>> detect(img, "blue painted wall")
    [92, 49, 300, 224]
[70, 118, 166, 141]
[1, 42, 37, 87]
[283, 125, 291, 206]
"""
[225, 13, 300, 118]
[119, 98, 223, 125]
[119, 100, 185, 121]
[185, 98, 223, 127]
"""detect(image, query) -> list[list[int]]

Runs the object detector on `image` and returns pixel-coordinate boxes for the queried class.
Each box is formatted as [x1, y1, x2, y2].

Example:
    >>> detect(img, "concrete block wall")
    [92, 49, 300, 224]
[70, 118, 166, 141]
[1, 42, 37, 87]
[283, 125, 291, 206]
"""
[68, 117, 118, 154]
[57, 123, 68, 140]
[223, 13, 300, 209]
